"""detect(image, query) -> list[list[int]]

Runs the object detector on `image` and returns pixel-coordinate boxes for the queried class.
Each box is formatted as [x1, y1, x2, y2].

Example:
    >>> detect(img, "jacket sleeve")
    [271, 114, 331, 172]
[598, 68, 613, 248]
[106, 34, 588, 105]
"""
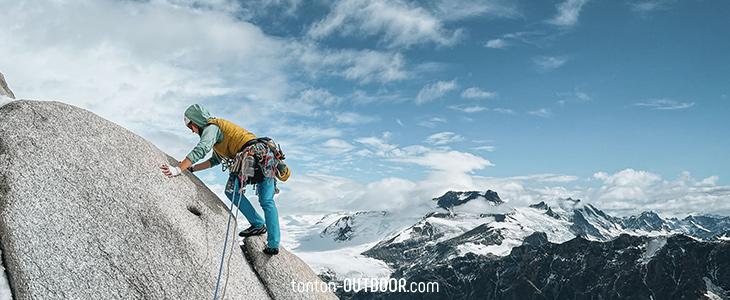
[206, 151, 221, 167]
[186, 125, 221, 164]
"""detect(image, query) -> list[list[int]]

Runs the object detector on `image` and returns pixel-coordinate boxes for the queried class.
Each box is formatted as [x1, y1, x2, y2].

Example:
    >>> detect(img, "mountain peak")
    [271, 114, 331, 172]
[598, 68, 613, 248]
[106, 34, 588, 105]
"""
[529, 201, 549, 210]
[434, 190, 503, 210]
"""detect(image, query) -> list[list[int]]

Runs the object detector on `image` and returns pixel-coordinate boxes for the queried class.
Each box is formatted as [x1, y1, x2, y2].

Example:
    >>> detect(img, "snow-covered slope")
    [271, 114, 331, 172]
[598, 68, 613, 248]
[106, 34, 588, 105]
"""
[281, 211, 418, 281]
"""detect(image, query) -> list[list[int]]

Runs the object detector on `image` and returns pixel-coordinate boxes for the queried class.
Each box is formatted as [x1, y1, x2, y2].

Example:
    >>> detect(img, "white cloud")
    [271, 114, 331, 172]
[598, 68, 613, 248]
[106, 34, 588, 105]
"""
[589, 169, 730, 216]
[355, 136, 399, 156]
[391, 150, 493, 173]
[533, 56, 568, 70]
[595, 169, 660, 186]
[417, 116, 448, 128]
[593, 169, 664, 206]
[432, 0, 520, 21]
[557, 88, 592, 105]
[0, 0, 415, 169]
[0, 0, 296, 158]
[294, 46, 409, 84]
[548, 0, 590, 27]
[492, 107, 515, 114]
[334, 112, 379, 124]
[528, 108, 552, 117]
[449, 105, 487, 113]
[472, 145, 496, 152]
[416, 80, 458, 104]
[507, 174, 581, 183]
[698, 176, 719, 187]
[634, 99, 695, 110]
[238, 0, 304, 17]
[321, 139, 356, 155]
[485, 38, 508, 49]
[308, 0, 462, 48]
[629, 0, 672, 13]
[425, 132, 464, 145]
[290, 88, 341, 116]
[460, 87, 497, 99]
[307, 0, 518, 49]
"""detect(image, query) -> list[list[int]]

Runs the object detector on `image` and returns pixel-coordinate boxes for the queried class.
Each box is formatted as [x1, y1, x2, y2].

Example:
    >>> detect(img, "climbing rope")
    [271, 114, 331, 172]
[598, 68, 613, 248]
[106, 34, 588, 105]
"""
[212, 177, 243, 300]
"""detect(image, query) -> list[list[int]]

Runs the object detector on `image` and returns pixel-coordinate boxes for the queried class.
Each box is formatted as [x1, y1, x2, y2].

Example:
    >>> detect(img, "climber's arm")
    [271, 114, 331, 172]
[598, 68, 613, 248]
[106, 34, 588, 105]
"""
[161, 125, 220, 178]
[192, 152, 220, 172]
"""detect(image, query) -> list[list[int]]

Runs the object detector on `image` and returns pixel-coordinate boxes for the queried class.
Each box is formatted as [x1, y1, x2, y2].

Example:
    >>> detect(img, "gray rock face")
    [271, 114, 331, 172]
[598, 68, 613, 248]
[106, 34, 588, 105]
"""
[243, 236, 339, 300]
[0, 100, 335, 300]
[0, 73, 14, 99]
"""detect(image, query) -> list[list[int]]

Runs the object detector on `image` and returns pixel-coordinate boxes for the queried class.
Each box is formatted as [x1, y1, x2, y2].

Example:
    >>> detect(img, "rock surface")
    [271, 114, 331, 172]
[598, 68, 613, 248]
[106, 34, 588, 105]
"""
[0, 73, 14, 99]
[244, 236, 338, 300]
[0, 100, 335, 300]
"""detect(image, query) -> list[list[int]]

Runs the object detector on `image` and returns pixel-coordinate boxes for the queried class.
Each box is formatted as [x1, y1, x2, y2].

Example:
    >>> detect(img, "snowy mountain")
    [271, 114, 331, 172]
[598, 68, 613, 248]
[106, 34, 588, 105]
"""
[434, 190, 503, 210]
[320, 211, 391, 242]
[364, 191, 730, 271]
[285, 189, 730, 299]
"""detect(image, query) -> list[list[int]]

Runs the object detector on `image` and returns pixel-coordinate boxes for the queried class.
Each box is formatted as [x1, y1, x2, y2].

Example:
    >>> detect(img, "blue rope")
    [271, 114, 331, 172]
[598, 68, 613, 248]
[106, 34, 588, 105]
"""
[212, 178, 241, 300]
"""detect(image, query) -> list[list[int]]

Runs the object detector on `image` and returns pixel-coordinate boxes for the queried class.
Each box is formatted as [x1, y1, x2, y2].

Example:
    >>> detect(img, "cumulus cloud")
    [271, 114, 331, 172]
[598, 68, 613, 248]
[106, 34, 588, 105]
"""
[589, 169, 730, 216]
[634, 99, 695, 110]
[548, 0, 590, 27]
[460, 87, 497, 99]
[593, 169, 661, 201]
[425, 132, 464, 145]
[485, 38, 508, 49]
[416, 80, 458, 104]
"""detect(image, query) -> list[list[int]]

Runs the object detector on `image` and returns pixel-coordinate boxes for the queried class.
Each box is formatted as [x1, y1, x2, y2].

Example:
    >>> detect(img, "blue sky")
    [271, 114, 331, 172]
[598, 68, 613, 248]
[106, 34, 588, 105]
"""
[1, 0, 728, 216]
[263, 0, 730, 182]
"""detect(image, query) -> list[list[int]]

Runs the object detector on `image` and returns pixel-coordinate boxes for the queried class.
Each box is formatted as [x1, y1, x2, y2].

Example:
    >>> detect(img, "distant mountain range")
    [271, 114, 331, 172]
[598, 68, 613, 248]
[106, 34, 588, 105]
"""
[312, 190, 730, 299]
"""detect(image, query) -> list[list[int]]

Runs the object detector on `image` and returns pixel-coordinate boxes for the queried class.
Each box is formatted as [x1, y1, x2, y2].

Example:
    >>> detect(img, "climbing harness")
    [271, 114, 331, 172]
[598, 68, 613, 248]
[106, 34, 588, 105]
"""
[221, 137, 289, 193]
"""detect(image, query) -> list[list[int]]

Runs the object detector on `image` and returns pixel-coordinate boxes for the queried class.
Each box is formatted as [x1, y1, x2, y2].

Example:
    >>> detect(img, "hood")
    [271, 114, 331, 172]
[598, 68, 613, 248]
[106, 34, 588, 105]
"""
[184, 104, 211, 127]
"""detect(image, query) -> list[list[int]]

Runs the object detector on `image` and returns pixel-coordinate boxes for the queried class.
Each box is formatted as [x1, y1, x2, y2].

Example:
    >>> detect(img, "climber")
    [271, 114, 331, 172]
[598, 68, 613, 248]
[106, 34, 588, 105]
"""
[160, 104, 291, 255]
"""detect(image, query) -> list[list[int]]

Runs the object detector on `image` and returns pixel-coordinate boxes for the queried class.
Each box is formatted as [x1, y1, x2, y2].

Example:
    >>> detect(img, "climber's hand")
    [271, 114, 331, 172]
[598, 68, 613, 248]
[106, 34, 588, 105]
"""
[160, 164, 181, 178]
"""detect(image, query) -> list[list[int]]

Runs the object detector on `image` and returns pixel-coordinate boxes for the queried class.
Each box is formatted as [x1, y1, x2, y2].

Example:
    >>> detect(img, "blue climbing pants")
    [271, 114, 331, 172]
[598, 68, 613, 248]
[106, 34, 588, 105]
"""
[225, 175, 280, 249]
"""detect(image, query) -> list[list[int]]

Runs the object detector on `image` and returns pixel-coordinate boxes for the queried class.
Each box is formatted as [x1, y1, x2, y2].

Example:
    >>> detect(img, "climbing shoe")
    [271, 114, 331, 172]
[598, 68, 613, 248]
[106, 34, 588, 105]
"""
[239, 225, 267, 237]
[263, 247, 279, 255]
